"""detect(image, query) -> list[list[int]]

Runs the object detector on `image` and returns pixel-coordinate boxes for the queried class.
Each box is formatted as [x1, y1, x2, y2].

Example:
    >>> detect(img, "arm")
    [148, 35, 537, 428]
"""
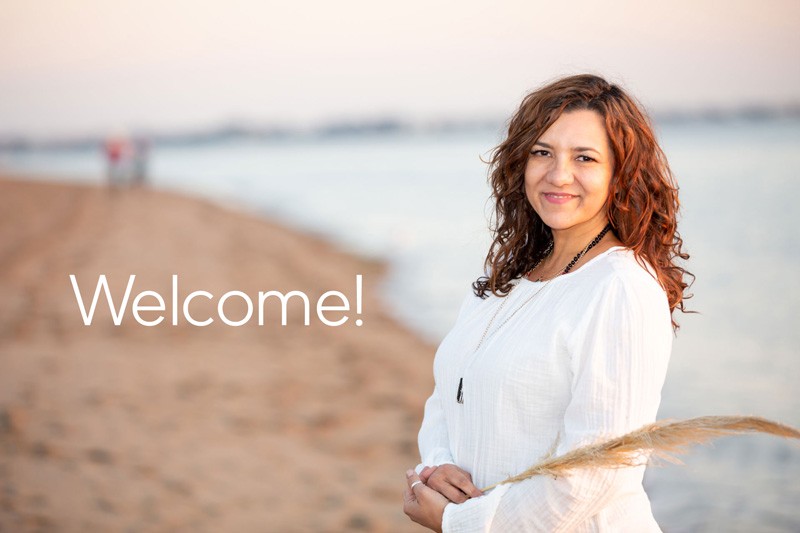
[417, 383, 456, 471]
[442, 274, 673, 532]
[417, 382, 483, 503]
[417, 288, 479, 473]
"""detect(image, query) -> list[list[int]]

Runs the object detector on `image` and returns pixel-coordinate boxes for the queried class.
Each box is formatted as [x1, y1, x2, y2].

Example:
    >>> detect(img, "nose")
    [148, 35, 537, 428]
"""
[546, 157, 574, 187]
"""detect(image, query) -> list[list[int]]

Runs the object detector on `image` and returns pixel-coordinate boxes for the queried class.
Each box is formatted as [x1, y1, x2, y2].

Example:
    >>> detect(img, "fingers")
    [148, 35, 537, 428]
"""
[419, 465, 438, 483]
[427, 464, 484, 502]
[403, 471, 419, 521]
[406, 469, 424, 495]
[403, 469, 449, 531]
[454, 473, 483, 499]
[429, 480, 469, 504]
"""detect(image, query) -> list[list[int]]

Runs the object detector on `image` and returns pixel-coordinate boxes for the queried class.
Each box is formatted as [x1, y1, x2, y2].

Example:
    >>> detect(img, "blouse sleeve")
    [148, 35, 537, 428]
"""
[416, 382, 456, 472]
[416, 289, 477, 471]
[441, 272, 673, 532]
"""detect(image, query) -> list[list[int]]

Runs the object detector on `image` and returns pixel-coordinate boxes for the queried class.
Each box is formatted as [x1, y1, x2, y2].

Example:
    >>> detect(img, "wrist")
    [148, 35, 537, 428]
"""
[436, 502, 451, 533]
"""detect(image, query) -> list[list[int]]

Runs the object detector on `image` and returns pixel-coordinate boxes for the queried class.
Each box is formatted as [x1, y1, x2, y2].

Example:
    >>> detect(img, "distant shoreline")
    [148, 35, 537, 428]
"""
[2, 105, 799, 151]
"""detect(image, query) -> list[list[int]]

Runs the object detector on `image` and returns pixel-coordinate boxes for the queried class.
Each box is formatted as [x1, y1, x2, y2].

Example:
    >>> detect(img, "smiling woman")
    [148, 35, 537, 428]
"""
[403, 74, 693, 532]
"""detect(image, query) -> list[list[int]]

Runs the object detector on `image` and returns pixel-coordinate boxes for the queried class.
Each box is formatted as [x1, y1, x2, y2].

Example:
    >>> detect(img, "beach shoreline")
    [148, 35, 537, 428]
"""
[0, 175, 435, 531]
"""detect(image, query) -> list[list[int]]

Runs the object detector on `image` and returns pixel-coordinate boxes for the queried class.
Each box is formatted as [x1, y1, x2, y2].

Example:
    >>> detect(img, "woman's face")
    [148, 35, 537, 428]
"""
[524, 109, 615, 235]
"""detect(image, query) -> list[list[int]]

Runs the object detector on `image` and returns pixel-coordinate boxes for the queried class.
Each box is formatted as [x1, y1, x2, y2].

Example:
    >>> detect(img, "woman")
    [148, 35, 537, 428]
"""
[403, 74, 691, 532]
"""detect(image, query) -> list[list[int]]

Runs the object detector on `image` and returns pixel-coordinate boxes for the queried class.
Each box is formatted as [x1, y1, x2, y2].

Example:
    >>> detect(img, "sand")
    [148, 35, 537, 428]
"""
[0, 176, 436, 532]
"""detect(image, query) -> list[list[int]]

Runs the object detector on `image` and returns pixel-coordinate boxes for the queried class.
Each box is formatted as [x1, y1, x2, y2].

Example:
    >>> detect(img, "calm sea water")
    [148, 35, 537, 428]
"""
[3, 119, 799, 532]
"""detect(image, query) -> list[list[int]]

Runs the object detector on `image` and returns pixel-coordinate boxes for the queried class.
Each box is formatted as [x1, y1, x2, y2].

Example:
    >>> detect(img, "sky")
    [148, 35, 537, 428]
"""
[1, 0, 798, 137]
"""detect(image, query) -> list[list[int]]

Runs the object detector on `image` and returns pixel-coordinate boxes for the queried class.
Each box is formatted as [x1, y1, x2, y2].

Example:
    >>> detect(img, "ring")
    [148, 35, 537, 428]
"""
[410, 480, 423, 490]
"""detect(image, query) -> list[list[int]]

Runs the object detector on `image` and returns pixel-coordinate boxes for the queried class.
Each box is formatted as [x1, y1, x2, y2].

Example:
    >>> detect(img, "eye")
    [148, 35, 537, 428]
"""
[576, 155, 596, 162]
[529, 149, 550, 157]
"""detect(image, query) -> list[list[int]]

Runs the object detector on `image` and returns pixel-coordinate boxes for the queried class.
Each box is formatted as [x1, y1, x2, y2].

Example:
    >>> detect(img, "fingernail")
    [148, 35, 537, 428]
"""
[406, 469, 414, 477]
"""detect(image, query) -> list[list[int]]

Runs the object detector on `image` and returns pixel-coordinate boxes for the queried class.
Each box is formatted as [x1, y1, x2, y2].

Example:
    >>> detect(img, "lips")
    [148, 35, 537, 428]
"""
[542, 192, 578, 204]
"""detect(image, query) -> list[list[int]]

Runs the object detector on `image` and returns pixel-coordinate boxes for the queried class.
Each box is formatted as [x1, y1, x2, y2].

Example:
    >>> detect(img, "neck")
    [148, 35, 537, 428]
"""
[548, 220, 610, 265]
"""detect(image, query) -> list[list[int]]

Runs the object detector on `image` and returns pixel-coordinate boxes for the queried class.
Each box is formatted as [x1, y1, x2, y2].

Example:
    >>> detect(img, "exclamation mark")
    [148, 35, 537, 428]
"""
[355, 274, 363, 326]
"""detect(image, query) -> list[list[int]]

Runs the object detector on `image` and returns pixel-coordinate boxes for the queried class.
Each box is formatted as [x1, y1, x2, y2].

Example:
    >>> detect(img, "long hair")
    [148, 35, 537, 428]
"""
[473, 74, 692, 328]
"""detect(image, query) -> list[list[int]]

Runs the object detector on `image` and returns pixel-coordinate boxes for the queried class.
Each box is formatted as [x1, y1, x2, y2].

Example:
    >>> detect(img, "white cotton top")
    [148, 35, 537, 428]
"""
[417, 246, 673, 532]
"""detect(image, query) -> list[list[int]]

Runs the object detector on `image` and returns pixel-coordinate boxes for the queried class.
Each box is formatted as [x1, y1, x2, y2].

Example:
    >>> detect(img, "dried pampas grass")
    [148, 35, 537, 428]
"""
[482, 415, 800, 492]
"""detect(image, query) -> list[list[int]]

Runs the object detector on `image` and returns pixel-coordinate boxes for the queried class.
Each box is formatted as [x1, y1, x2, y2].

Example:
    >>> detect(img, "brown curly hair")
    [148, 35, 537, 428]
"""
[473, 74, 692, 328]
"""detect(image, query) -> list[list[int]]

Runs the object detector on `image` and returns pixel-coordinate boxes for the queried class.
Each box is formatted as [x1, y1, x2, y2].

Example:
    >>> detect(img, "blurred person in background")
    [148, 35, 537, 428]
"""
[132, 136, 149, 187]
[104, 134, 131, 187]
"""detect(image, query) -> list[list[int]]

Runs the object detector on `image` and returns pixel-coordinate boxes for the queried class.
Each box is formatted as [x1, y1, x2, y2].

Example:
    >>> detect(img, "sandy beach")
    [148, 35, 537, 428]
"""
[0, 176, 436, 532]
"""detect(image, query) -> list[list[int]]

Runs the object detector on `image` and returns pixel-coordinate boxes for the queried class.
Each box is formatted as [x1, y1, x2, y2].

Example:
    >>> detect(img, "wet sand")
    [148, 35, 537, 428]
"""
[0, 176, 435, 532]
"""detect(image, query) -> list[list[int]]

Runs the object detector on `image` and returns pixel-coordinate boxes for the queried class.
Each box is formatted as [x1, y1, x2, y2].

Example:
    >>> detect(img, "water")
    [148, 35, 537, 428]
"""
[3, 119, 799, 531]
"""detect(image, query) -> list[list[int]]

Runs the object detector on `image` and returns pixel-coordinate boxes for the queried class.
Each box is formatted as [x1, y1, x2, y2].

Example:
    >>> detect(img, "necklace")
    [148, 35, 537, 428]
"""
[530, 223, 612, 282]
[456, 222, 612, 404]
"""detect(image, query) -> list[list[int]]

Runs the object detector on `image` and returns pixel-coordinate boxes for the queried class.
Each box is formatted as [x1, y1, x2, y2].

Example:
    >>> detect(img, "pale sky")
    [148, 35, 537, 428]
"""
[1, 0, 798, 136]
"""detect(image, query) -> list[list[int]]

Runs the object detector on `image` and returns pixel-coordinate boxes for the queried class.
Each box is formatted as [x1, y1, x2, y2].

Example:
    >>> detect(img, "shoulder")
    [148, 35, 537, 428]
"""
[573, 247, 670, 318]
[585, 248, 664, 295]
[453, 284, 488, 322]
[567, 248, 673, 352]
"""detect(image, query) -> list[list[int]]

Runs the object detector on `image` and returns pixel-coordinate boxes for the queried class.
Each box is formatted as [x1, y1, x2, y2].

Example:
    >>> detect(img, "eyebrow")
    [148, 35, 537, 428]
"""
[533, 141, 602, 155]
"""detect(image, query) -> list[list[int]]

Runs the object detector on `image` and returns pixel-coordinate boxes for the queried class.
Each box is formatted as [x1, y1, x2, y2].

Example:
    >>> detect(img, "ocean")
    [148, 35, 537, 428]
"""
[3, 118, 799, 532]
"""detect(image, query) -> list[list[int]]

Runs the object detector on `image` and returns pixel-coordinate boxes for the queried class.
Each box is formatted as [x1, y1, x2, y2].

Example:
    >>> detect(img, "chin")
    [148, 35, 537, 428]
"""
[536, 215, 577, 231]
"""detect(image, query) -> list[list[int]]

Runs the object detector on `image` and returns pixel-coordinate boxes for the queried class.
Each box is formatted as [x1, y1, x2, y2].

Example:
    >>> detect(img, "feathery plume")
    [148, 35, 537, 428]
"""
[482, 416, 800, 492]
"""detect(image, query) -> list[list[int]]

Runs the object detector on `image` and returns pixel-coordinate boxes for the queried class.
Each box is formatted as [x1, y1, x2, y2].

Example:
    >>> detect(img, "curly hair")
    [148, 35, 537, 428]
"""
[473, 74, 693, 329]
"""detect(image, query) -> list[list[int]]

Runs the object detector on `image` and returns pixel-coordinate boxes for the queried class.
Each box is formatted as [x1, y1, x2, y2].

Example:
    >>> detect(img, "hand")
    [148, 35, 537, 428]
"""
[419, 465, 438, 484]
[420, 464, 483, 503]
[404, 469, 448, 532]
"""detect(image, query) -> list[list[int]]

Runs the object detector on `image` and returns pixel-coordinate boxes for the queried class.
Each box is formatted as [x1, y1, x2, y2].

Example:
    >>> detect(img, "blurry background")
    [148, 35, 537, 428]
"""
[1, 0, 799, 531]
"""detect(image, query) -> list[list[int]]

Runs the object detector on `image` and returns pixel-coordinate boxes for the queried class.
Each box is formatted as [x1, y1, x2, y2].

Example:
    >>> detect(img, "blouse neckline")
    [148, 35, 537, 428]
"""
[517, 245, 627, 286]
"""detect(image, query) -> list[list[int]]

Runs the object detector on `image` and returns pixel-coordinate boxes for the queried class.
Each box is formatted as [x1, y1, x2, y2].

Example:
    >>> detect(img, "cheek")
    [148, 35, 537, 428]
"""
[523, 172, 540, 202]
[593, 186, 612, 213]
[522, 162, 540, 190]
[587, 173, 612, 202]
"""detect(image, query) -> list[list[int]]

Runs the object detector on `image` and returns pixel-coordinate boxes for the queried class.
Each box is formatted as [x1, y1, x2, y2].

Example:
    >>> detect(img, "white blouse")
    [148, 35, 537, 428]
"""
[417, 246, 672, 532]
